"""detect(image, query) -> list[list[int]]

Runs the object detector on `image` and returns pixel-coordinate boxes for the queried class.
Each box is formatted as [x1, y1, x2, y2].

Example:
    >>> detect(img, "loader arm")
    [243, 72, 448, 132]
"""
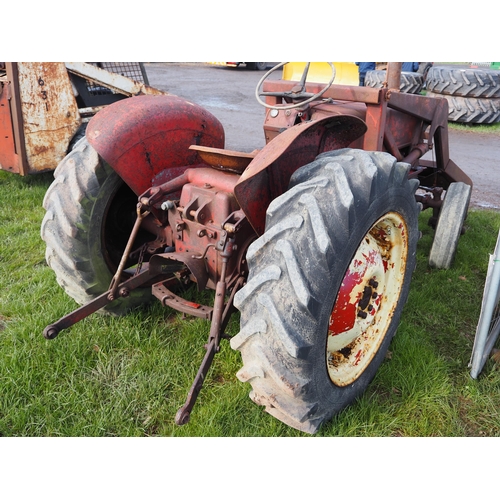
[65, 62, 165, 97]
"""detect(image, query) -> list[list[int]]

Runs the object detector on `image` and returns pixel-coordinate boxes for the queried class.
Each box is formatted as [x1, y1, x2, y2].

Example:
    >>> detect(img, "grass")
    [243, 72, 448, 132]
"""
[449, 121, 500, 134]
[1, 169, 500, 437]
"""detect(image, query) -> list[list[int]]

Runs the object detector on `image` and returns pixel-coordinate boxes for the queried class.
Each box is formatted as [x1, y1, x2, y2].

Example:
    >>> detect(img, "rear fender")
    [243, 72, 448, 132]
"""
[86, 95, 225, 196]
[234, 114, 367, 236]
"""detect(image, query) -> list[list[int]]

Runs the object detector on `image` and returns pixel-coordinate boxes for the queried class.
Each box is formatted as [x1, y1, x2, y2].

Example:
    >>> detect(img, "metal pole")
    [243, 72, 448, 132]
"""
[386, 62, 402, 91]
[470, 228, 500, 378]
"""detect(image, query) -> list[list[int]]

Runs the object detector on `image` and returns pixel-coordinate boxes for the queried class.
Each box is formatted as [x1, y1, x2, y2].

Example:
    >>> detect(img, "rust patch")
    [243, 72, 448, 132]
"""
[16, 63, 81, 173]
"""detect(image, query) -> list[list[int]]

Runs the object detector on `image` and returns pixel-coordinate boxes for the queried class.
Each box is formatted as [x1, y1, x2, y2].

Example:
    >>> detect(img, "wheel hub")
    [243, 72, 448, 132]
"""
[326, 212, 408, 386]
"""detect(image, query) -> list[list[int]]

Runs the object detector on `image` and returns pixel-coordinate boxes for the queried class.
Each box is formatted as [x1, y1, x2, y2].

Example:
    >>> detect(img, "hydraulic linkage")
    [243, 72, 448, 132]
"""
[43, 199, 245, 426]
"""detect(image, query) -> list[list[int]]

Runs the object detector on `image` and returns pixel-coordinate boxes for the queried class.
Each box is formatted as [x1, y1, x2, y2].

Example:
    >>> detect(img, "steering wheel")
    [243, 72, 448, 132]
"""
[255, 62, 336, 110]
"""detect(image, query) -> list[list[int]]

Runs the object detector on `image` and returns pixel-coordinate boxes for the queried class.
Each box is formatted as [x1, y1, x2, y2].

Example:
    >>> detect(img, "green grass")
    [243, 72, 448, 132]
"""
[1, 169, 500, 437]
[449, 122, 500, 134]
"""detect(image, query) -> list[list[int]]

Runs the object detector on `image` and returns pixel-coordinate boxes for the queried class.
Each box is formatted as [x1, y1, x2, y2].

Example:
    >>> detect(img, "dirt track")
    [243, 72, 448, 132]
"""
[144, 62, 500, 211]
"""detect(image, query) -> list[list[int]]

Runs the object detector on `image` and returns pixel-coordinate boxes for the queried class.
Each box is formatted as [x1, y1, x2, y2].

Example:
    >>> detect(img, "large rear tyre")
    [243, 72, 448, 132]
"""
[41, 137, 154, 315]
[429, 182, 471, 269]
[426, 66, 500, 98]
[364, 70, 424, 94]
[417, 62, 433, 80]
[426, 92, 500, 124]
[231, 149, 420, 434]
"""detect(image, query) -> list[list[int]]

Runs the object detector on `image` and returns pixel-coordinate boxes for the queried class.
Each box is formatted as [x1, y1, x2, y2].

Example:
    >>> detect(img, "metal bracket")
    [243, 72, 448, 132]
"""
[152, 281, 213, 319]
[174, 232, 243, 426]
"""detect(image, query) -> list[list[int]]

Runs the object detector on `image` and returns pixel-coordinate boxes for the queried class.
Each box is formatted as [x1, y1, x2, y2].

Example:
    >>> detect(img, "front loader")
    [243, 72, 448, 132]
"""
[42, 62, 472, 434]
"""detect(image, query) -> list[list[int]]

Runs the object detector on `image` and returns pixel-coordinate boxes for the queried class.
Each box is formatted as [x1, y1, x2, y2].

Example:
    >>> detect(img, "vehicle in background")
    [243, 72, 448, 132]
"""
[210, 62, 268, 70]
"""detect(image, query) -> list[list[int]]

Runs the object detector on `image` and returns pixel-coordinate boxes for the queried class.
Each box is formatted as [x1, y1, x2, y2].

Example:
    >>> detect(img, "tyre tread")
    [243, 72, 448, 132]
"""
[232, 148, 419, 433]
[426, 66, 500, 98]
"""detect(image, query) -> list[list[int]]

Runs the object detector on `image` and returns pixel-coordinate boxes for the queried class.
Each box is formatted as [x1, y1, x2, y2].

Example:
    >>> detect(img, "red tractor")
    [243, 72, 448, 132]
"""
[42, 62, 472, 434]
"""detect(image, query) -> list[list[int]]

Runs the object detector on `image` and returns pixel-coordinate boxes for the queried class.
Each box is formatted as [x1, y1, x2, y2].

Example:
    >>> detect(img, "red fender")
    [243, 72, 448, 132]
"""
[234, 114, 367, 236]
[86, 94, 225, 196]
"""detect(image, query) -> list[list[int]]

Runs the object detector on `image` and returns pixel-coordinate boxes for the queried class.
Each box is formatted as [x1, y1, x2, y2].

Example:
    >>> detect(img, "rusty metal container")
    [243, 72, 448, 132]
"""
[0, 62, 164, 175]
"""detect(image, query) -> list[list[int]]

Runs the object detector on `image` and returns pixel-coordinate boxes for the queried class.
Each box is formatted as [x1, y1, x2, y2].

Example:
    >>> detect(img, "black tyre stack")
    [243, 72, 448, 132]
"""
[364, 69, 425, 94]
[425, 65, 500, 124]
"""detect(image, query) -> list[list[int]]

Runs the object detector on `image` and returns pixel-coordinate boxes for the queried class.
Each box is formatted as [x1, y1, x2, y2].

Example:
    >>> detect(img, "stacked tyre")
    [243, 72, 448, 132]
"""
[364, 69, 425, 94]
[425, 65, 500, 124]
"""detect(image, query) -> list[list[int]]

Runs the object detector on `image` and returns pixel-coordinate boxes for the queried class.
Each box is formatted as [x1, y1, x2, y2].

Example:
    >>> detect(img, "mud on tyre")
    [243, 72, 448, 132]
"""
[41, 137, 154, 315]
[231, 148, 420, 434]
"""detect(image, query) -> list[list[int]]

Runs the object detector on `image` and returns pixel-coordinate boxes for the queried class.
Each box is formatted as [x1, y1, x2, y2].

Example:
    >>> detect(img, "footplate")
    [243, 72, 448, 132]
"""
[152, 281, 213, 319]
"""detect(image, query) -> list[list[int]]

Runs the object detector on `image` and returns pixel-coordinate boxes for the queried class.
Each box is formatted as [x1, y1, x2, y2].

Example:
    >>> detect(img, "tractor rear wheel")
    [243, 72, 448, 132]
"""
[231, 149, 420, 434]
[41, 137, 154, 315]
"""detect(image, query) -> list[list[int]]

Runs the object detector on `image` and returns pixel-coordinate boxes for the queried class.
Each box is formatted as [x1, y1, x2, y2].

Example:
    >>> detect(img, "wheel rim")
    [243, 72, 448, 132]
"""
[100, 180, 153, 274]
[326, 212, 408, 386]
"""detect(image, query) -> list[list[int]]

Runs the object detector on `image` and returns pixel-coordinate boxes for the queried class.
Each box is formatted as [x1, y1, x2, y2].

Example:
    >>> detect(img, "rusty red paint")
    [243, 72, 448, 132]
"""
[354, 350, 362, 366]
[86, 95, 225, 196]
[329, 246, 379, 336]
[382, 258, 389, 273]
[234, 114, 366, 236]
[184, 301, 201, 309]
[329, 268, 362, 335]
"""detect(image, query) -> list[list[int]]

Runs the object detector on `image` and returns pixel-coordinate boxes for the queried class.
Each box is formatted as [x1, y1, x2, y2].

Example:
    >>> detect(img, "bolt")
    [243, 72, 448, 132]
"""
[43, 326, 60, 339]
[161, 200, 175, 211]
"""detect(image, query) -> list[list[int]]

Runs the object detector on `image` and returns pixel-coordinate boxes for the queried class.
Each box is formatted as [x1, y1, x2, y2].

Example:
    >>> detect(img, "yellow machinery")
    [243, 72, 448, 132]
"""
[282, 62, 359, 85]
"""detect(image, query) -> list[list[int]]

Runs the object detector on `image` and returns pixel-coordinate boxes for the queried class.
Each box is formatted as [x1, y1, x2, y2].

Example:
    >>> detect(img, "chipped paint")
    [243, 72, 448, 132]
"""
[16, 63, 81, 173]
[326, 212, 408, 386]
